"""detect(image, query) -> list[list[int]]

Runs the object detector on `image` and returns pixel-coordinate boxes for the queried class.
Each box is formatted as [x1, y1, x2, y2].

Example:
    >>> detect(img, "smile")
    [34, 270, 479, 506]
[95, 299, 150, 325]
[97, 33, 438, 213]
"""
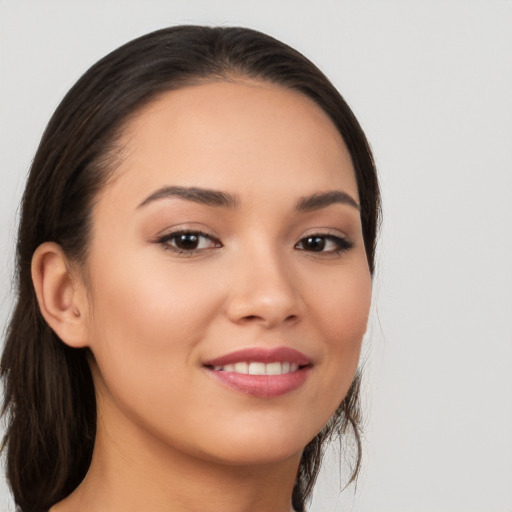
[203, 347, 312, 398]
[212, 361, 300, 375]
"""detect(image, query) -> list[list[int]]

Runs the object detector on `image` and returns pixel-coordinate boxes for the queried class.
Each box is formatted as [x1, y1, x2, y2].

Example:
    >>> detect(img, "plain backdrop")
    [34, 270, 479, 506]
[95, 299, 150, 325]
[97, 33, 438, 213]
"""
[1, 1, 511, 511]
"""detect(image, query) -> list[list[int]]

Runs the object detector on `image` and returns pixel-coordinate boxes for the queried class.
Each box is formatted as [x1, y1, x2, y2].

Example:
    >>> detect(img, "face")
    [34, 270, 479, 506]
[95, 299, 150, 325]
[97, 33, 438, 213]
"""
[81, 80, 372, 466]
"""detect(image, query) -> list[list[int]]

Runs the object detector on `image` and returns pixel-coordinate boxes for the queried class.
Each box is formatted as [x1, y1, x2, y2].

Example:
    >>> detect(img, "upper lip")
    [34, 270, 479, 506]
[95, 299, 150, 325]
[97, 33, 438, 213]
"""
[203, 346, 312, 367]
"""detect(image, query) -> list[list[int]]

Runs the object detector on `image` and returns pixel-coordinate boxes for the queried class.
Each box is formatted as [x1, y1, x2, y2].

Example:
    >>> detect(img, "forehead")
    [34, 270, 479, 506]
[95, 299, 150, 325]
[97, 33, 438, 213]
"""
[104, 80, 358, 206]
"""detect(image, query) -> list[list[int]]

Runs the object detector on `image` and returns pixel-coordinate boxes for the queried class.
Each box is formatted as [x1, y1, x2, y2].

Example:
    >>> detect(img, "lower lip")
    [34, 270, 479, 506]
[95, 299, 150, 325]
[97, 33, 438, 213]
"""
[205, 367, 311, 398]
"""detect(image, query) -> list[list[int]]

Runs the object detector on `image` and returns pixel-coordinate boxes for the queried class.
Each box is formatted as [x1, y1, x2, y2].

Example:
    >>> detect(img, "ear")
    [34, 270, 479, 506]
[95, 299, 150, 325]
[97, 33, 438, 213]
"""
[31, 242, 89, 348]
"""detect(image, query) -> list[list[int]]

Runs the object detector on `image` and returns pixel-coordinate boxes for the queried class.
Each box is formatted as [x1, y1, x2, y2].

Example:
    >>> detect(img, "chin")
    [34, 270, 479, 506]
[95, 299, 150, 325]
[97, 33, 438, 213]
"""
[204, 438, 306, 467]
[189, 417, 321, 467]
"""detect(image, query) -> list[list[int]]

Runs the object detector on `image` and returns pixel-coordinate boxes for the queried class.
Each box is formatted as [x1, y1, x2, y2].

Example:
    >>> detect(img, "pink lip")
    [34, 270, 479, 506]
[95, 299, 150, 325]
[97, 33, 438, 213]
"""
[203, 346, 312, 367]
[203, 347, 312, 398]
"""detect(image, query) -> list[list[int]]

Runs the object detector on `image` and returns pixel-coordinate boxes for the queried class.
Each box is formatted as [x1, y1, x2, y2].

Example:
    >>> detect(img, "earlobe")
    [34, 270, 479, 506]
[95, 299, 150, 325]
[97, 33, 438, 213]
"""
[31, 242, 89, 348]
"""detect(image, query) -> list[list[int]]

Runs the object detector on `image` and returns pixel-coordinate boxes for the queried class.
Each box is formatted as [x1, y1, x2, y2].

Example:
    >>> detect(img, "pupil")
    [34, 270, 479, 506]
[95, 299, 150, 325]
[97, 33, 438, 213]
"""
[305, 236, 325, 251]
[176, 234, 199, 250]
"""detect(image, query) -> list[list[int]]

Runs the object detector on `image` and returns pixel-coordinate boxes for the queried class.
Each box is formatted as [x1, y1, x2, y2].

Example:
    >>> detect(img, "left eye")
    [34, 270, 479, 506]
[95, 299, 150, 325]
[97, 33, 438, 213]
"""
[158, 231, 221, 253]
[295, 235, 353, 253]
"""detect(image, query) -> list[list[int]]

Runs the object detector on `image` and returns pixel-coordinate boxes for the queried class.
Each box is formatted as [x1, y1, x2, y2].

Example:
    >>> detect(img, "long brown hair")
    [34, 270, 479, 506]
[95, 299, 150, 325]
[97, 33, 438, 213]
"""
[1, 25, 380, 512]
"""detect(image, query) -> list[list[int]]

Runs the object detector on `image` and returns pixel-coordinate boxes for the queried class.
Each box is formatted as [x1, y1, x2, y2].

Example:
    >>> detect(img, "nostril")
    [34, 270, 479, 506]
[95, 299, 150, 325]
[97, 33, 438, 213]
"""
[241, 315, 259, 322]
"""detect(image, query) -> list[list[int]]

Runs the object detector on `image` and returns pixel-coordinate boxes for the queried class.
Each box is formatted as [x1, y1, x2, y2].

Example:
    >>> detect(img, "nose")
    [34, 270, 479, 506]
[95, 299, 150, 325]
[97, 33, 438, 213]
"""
[225, 246, 303, 329]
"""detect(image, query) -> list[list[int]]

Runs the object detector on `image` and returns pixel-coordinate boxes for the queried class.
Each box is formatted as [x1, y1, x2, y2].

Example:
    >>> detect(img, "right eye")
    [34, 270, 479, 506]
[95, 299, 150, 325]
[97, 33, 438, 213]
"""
[157, 231, 222, 254]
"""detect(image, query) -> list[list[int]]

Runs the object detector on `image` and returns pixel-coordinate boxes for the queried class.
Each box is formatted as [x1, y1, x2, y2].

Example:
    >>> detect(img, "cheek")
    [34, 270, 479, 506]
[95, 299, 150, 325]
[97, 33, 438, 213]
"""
[83, 258, 228, 446]
[327, 276, 371, 351]
[88, 251, 221, 342]
[307, 252, 372, 339]
[84, 253, 225, 395]
[309, 262, 371, 404]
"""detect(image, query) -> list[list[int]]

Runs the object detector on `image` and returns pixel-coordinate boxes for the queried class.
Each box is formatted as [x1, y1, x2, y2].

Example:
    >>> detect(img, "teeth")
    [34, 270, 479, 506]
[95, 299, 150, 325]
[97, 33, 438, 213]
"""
[213, 362, 301, 375]
[248, 362, 266, 375]
[234, 362, 249, 373]
[266, 362, 282, 375]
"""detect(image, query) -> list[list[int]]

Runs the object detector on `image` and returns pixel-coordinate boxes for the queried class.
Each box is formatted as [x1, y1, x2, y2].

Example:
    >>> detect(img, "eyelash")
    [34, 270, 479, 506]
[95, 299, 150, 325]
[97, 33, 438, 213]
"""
[294, 234, 354, 254]
[156, 231, 353, 256]
[157, 230, 222, 255]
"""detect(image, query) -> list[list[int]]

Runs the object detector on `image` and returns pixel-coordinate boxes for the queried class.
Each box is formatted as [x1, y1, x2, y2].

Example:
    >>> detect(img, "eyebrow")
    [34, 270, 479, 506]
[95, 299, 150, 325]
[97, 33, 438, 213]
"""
[296, 190, 360, 211]
[137, 185, 359, 211]
[137, 186, 239, 209]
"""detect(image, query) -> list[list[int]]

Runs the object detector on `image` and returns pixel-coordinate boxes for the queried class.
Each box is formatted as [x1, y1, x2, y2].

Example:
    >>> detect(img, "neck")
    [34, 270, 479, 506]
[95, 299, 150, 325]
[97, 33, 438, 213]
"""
[51, 399, 301, 512]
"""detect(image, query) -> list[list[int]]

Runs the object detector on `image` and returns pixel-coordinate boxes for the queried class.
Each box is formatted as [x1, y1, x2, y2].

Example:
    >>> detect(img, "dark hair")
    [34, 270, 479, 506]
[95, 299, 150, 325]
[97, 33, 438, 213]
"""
[1, 25, 380, 512]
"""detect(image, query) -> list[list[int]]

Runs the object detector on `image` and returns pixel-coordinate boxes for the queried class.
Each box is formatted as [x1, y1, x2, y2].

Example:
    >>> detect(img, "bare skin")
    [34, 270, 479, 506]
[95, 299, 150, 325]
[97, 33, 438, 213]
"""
[33, 80, 372, 512]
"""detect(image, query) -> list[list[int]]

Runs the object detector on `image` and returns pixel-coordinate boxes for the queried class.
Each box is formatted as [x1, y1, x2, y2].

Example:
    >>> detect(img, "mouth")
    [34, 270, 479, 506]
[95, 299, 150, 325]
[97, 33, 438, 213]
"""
[206, 361, 303, 375]
[202, 346, 312, 398]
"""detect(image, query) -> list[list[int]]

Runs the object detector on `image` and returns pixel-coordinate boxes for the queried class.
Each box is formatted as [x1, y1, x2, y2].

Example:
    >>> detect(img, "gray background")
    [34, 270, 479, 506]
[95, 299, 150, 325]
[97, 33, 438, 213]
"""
[1, 1, 511, 511]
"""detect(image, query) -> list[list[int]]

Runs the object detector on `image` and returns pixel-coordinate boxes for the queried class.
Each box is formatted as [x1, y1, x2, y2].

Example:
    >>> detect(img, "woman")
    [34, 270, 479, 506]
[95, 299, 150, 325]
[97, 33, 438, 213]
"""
[1, 25, 380, 512]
